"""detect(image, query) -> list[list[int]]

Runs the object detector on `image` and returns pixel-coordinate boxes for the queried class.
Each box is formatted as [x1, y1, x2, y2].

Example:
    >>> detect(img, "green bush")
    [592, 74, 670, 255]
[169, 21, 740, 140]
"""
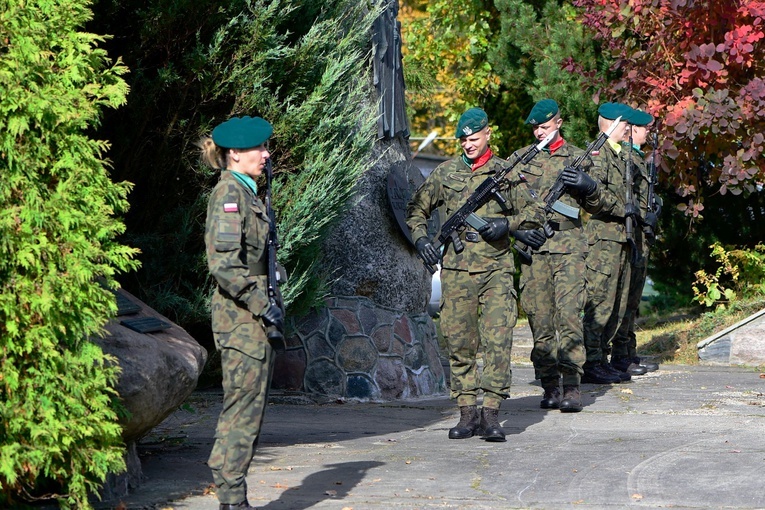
[0, 0, 139, 507]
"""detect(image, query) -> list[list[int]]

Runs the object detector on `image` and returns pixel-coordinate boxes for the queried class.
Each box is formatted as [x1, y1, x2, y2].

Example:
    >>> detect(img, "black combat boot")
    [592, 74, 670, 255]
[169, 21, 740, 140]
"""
[479, 407, 506, 442]
[582, 361, 621, 384]
[540, 377, 561, 409]
[602, 361, 631, 381]
[611, 356, 648, 375]
[559, 385, 583, 413]
[448, 405, 480, 439]
[630, 355, 659, 372]
[220, 502, 256, 509]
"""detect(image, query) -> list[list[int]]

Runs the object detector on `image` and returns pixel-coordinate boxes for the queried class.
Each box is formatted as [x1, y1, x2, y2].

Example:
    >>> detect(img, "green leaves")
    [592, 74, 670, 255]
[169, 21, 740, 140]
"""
[1, 0, 138, 506]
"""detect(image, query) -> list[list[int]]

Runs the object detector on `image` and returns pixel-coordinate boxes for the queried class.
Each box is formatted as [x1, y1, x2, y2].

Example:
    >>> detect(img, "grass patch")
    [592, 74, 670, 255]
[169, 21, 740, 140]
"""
[636, 298, 765, 365]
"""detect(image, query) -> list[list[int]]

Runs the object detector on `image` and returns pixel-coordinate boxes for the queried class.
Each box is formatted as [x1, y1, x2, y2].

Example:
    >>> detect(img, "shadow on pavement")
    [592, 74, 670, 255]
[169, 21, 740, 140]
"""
[258, 461, 385, 510]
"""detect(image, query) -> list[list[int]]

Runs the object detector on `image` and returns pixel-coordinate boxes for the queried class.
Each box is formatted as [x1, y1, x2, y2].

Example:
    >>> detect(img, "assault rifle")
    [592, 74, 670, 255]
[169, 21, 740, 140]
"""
[418, 130, 557, 274]
[541, 116, 623, 228]
[647, 131, 659, 214]
[624, 132, 639, 265]
[264, 159, 285, 342]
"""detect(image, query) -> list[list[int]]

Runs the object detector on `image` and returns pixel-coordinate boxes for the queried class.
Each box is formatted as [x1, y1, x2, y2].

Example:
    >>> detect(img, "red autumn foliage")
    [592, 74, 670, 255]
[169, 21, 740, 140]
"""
[571, 0, 765, 217]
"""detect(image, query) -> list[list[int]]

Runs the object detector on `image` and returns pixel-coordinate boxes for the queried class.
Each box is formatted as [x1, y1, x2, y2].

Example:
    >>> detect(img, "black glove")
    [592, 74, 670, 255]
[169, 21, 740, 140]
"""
[560, 167, 597, 195]
[644, 225, 656, 246]
[643, 211, 658, 231]
[262, 301, 284, 331]
[511, 228, 547, 250]
[477, 217, 509, 242]
[415, 236, 440, 266]
[624, 202, 640, 219]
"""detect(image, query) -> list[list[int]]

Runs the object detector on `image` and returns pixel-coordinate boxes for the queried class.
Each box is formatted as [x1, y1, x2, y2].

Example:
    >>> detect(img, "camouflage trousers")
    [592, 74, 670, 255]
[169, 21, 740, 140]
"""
[612, 252, 648, 359]
[520, 251, 586, 386]
[583, 240, 631, 364]
[440, 267, 516, 409]
[208, 323, 275, 505]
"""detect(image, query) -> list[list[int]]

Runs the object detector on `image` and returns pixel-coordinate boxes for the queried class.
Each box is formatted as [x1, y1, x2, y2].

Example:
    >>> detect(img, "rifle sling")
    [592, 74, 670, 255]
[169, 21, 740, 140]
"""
[249, 259, 268, 276]
[547, 218, 581, 231]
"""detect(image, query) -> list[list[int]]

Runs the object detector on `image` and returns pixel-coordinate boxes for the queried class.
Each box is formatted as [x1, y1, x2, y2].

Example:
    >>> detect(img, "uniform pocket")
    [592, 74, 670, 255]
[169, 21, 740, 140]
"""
[215, 322, 268, 360]
[215, 219, 241, 250]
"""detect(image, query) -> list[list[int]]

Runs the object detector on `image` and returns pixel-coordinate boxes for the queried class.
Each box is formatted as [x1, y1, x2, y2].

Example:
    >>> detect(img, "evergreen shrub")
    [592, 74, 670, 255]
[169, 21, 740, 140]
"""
[0, 0, 139, 507]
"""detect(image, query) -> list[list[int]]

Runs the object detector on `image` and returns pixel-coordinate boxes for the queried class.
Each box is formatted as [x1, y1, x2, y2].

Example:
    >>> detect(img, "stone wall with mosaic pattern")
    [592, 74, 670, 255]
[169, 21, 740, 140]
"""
[272, 296, 446, 400]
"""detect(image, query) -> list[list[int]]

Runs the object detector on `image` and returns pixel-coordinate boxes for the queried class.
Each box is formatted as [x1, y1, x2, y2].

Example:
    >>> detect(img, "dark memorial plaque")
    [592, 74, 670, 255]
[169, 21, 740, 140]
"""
[386, 160, 424, 246]
[113, 289, 141, 316]
[120, 317, 171, 334]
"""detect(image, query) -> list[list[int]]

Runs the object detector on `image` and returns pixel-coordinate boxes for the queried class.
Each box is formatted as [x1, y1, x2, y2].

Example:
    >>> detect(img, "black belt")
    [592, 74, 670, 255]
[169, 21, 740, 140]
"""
[464, 230, 480, 243]
[548, 219, 582, 231]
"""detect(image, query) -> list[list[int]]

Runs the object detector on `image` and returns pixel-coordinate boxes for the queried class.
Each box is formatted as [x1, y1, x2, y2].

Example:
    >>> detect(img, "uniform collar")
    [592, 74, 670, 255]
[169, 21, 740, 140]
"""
[461, 148, 494, 171]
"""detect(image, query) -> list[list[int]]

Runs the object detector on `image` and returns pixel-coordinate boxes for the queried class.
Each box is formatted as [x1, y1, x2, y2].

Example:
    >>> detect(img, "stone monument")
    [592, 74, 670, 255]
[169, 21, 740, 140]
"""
[272, 0, 446, 401]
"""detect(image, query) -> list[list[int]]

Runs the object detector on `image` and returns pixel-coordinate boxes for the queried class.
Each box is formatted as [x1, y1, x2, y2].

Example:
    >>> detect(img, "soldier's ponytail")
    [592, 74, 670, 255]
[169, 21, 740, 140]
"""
[198, 136, 227, 170]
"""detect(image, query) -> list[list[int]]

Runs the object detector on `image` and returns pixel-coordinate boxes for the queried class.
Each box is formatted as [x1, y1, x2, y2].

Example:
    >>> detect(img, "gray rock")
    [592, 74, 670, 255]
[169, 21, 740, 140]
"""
[320, 138, 432, 314]
[93, 289, 207, 499]
[95, 294, 207, 442]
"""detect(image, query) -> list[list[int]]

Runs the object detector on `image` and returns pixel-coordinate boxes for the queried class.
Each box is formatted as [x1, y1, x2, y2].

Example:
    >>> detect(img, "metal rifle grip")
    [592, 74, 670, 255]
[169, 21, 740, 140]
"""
[450, 231, 464, 254]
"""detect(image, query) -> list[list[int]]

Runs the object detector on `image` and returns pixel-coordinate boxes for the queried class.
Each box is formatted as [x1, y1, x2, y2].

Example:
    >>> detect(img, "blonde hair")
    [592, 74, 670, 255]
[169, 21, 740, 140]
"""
[199, 136, 227, 170]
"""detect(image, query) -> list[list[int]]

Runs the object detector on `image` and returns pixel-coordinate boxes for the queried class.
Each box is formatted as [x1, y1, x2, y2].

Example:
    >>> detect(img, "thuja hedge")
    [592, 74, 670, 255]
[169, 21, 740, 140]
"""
[0, 0, 139, 507]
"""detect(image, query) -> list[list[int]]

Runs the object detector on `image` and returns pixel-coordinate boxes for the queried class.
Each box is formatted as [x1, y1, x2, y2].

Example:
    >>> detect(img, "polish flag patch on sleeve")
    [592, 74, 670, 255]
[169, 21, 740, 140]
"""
[591, 150, 600, 156]
[223, 202, 239, 213]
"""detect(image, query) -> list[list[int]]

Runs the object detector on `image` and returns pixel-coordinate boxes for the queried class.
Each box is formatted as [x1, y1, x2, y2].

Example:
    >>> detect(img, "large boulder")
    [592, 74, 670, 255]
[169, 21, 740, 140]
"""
[92, 289, 207, 499]
[94, 289, 208, 442]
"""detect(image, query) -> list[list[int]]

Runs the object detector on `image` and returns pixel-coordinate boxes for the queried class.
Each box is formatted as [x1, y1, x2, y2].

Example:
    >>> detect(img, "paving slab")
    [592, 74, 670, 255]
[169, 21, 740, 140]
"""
[110, 360, 765, 510]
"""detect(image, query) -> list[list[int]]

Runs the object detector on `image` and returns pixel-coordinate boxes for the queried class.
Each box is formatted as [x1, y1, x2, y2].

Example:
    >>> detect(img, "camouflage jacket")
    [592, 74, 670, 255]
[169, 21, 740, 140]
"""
[629, 146, 651, 254]
[406, 153, 544, 272]
[205, 171, 270, 334]
[585, 141, 636, 244]
[515, 141, 602, 254]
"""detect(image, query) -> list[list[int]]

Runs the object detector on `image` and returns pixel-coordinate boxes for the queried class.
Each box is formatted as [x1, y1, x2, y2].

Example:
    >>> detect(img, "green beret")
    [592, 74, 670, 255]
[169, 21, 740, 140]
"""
[455, 107, 489, 138]
[597, 102, 631, 121]
[212, 116, 273, 149]
[626, 107, 654, 126]
[525, 99, 559, 125]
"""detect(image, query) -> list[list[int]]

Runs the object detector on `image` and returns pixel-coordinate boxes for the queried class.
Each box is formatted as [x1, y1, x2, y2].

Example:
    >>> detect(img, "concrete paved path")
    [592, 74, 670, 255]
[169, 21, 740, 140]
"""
[114, 356, 765, 510]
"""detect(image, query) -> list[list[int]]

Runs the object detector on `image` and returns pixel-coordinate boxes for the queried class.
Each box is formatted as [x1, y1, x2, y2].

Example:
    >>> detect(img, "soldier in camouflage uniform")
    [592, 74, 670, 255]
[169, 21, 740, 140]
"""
[610, 108, 661, 375]
[406, 107, 547, 442]
[201, 116, 284, 510]
[582, 102, 638, 385]
[516, 100, 605, 412]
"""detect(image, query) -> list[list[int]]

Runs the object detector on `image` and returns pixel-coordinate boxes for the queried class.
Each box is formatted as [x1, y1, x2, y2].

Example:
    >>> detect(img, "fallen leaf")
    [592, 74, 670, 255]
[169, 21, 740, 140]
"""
[335, 481, 343, 485]
[325, 490, 337, 496]
[731, 449, 741, 453]
[759, 373, 764, 378]
[631, 493, 643, 500]
[405, 460, 411, 464]
[621, 388, 633, 394]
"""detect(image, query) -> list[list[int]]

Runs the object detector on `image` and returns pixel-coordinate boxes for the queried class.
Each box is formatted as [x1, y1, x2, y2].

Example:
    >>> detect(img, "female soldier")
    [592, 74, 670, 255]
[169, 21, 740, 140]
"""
[201, 116, 283, 510]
